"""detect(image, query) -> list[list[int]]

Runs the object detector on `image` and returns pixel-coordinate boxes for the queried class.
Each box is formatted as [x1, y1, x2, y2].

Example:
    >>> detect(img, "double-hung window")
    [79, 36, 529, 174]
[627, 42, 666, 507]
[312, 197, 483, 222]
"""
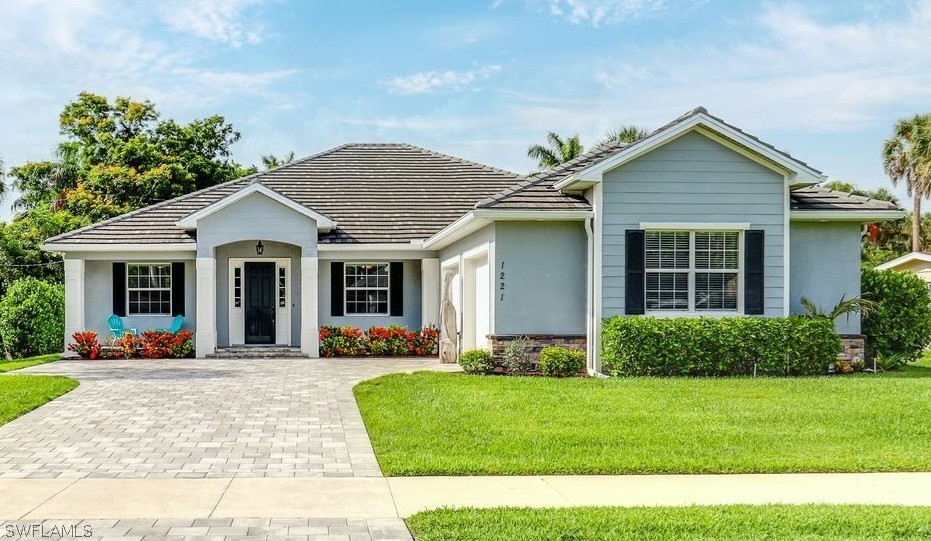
[127, 263, 172, 315]
[644, 231, 740, 313]
[344, 263, 390, 315]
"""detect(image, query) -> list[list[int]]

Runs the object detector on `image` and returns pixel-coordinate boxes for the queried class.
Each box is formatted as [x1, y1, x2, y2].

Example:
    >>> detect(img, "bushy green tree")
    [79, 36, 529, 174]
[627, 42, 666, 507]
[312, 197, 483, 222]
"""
[0, 277, 65, 358]
[862, 267, 931, 362]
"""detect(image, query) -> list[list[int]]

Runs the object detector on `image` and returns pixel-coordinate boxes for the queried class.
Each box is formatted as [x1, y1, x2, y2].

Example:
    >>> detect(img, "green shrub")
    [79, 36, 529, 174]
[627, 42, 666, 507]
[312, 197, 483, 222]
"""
[502, 336, 532, 376]
[539, 346, 586, 377]
[601, 316, 840, 377]
[458, 349, 496, 374]
[0, 277, 65, 358]
[862, 267, 931, 362]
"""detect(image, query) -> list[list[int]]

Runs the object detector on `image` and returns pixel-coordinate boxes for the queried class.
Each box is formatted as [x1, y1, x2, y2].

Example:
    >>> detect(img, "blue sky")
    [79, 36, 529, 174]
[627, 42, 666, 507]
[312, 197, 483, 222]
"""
[1, 0, 930, 220]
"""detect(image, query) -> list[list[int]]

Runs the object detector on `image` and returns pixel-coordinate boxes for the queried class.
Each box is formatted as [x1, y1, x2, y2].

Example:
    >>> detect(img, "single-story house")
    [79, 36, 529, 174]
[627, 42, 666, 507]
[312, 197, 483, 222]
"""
[876, 252, 931, 289]
[43, 107, 904, 372]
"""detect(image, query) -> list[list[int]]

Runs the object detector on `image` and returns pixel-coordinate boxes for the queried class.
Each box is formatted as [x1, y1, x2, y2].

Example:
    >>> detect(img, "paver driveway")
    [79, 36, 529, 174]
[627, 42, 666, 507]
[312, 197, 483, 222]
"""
[0, 358, 457, 479]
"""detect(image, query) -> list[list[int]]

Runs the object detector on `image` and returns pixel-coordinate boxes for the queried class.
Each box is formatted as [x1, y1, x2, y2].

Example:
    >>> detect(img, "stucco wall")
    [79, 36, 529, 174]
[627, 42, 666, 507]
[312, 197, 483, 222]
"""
[602, 130, 786, 317]
[494, 221, 587, 334]
[196, 192, 318, 257]
[83, 259, 196, 339]
[790, 221, 862, 334]
[215, 241, 302, 347]
[318, 259, 423, 329]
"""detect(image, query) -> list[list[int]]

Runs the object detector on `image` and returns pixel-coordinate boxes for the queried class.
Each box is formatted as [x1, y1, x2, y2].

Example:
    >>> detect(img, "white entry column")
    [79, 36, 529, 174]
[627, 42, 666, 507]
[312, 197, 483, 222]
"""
[301, 256, 319, 357]
[421, 258, 440, 328]
[63, 258, 85, 355]
[195, 257, 217, 358]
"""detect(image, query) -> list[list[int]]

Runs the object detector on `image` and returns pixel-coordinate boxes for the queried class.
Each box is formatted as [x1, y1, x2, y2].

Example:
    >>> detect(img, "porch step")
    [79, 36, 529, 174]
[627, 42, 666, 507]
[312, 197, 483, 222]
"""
[207, 346, 307, 359]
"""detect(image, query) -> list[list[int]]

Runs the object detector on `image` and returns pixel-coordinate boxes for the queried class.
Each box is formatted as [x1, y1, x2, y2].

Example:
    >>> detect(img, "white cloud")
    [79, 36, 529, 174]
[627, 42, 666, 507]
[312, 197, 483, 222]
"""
[534, 0, 705, 26]
[384, 65, 502, 94]
[155, 0, 267, 47]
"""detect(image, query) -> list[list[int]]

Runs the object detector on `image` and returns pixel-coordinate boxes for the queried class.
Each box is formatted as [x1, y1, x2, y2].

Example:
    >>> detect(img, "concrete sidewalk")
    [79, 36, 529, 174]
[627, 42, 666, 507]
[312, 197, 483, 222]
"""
[3, 472, 931, 520]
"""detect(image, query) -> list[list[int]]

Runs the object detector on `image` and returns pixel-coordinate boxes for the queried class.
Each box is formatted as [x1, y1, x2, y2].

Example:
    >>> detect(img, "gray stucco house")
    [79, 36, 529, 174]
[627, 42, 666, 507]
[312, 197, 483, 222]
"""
[44, 108, 903, 371]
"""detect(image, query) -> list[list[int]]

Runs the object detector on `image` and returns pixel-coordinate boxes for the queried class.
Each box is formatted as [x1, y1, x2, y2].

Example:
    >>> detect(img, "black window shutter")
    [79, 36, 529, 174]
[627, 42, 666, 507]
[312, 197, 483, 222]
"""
[625, 230, 645, 315]
[112, 262, 127, 316]
[390, 262, 404, 316]
[331, 262, 344, 317]
[171, 262, 185, 316]
[744, 230, 765, 315]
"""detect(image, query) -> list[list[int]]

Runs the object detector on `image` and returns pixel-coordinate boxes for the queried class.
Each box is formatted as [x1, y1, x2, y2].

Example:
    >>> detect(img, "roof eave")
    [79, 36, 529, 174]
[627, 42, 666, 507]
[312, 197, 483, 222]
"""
[175, 182, 337, 231]
[423, 209, 594, 250]
[790, 209, 905, 222]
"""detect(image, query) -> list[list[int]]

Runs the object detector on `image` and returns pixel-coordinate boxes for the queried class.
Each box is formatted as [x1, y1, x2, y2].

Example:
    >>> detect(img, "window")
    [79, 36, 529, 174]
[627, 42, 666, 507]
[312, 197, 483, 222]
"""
[233, 267, 242, 308]
[278, 267, 286, 308]
[127, 263, 172, 315]
[345, 263, 389, 315]
[645, 231, 740, 312]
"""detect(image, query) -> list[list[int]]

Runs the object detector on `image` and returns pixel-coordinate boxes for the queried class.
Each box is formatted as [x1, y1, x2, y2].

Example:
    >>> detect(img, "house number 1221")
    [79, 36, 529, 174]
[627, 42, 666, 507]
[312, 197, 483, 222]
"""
[499, 261, 505, 301]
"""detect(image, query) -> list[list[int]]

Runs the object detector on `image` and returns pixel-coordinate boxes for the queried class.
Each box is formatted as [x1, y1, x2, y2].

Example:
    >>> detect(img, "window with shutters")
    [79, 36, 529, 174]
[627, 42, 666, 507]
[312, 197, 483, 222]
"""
[644, 231, 740, 313]
[344, 263, 390, 315]
[127, 263, 172, 315]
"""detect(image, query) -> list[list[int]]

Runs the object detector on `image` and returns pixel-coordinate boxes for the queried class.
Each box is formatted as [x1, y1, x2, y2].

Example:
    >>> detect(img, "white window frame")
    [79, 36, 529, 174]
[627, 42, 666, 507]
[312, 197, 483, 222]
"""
[126, 262, 172, 316]
[643, 229, 744, 317]
[344, 262, 391, 316]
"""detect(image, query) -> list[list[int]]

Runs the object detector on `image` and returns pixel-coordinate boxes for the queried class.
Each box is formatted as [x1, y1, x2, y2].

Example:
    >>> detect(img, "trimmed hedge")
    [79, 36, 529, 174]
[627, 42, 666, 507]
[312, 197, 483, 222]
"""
[602, 316, 840, 377]
[459, 349, 496, 375]
[0, 277, 64, 358]
[539, 346, 586, 377]
[862, 267, 931, 362]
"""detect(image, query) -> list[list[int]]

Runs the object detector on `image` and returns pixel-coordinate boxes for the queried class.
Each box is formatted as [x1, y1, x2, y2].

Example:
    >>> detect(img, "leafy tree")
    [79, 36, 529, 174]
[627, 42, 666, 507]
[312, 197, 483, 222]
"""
[882, 113, 931, 252]
[527, 132, 583, 171]
[600, 125, 649, 145]
[261, 151, 296, 170]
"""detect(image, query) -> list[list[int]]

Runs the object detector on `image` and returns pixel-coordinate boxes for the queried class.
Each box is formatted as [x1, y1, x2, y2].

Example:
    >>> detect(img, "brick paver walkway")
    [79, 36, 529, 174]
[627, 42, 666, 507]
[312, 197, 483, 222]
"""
[0, 358, 456, 480]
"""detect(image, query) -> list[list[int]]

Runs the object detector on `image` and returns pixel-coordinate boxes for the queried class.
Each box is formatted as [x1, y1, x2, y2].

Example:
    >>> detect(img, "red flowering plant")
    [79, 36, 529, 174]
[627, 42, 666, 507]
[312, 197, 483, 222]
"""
[109, 333, 140, 359]
[413, 325, 440, 356]
[319, 325, 365, 357]
[68, 332, 102, 359]
[139, 331, 174, 359]
[170, 330, 195, 358]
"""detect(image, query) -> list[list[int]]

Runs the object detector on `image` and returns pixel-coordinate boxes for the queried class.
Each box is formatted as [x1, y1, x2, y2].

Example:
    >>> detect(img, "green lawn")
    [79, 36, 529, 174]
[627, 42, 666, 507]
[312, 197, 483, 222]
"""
[0, 375, 78, 426]
[0, 353, 61, 373]
[406, 505, 931, 541]
[354, 356, 931, 475]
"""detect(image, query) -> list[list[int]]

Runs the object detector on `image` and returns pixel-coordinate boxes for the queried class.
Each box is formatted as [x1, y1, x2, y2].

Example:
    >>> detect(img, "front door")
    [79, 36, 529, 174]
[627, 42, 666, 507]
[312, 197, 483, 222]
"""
[244, 262, 275, 344]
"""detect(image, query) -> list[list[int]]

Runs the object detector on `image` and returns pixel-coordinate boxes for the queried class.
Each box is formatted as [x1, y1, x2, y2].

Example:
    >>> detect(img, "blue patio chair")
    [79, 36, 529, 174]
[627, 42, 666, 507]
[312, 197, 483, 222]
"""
[167, 314, 184, 334]
[107, 314, 137, 340]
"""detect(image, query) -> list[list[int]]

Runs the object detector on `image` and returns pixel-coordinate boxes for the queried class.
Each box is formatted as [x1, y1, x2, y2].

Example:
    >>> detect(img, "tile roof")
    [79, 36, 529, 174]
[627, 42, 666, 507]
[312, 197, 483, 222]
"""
[46, 144, 527, 245]
[790, 186, 901, 211]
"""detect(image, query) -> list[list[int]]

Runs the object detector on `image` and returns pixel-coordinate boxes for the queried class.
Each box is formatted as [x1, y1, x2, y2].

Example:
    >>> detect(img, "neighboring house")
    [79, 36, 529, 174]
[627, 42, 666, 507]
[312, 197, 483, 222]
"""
[876, 252, 931, 289]
[44, 107, 904, 372]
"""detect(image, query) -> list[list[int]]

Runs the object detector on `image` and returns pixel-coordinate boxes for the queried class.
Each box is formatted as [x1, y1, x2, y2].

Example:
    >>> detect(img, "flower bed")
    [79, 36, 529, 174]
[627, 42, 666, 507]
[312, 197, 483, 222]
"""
[67, 330, 194, 360]
[319, 325, 439, 357]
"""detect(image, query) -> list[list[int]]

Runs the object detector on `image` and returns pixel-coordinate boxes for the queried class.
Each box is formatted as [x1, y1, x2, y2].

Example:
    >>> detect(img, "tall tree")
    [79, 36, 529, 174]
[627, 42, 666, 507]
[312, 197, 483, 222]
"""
[527, 132, 582, 171]
[600, 125, 650, 145]
[261, 151, 295, 170]
[883, 114, 931, 252]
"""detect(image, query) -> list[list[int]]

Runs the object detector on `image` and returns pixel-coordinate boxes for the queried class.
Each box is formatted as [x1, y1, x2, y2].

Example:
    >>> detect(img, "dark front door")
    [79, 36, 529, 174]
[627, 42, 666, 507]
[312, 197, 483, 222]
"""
[245, 262, 275, 344]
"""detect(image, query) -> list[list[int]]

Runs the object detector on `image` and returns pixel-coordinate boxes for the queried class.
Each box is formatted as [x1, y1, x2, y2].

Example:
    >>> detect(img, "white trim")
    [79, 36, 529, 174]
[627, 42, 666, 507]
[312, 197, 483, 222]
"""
[318, 250, 430, 261]
[441, 255, 460, 269]
[228, 257, 292, 346]
[423, 209, 593, 250]
[300, 257, 319, 357]
[556, 112, 825, 191]
[783, 177, 791, 316]
[876, 251, 931, 270]
[43, 243, 196, 253]
[463, 243, 491, 261]
[592, 183, 603, 374]
[421, 258, 440, 328]
[639, 222, 750, 231]
[317, 242, 426, 251]
[176, 183, 336, 231]
[126, 262, 174, 316]
[63, 259, 85, 356]
[790, 210, 906, 222]
[343, 262, 392, 316]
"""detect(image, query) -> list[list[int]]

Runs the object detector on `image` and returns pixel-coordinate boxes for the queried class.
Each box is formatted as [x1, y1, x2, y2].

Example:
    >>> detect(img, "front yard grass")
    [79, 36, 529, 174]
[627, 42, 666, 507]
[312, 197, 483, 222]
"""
[0, 375, 78, 427]
[0, 353, 61, 373]
[354, 355, 931, 475]
[406, 505, 931, 541]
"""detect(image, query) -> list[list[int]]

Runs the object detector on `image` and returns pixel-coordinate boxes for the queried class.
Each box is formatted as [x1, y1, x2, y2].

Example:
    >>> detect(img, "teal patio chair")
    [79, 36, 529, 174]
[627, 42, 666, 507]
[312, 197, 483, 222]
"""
[107, 314, 137, 341]
[167, 315, 184, 334]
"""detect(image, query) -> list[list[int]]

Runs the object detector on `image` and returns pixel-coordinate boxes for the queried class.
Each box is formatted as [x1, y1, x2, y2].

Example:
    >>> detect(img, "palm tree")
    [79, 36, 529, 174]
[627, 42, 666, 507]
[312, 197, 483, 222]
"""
[600, 125, 649, 145]
[261, 151, 295, 170]
[527, 132, 582, 171]
[883, 114, 931, 252]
